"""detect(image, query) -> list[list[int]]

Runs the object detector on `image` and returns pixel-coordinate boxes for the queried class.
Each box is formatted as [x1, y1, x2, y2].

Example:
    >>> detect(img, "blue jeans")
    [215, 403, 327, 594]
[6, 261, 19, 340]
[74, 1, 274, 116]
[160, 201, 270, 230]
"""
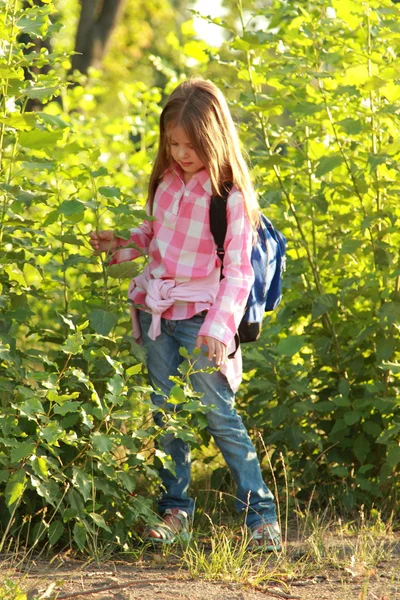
[139, 310, 277, 528]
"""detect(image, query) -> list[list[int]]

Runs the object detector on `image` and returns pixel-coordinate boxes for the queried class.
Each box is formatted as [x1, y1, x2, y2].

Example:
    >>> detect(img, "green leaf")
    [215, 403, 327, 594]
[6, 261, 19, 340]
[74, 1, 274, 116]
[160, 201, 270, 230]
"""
[0, 113, 37, 131]
[72, 467, 92, 502]
[126, 363, 142, 377]
[5, 469, 26, 507]
[23, 263, 42, 286]
[0, 470, 9, 484]
[270, 405, 290, 427]
[118, 471, 136, 493]
[17, 10, 50, 37]
[23, 84, 59, 101]
[377, 424, 400, 445]
[340, 239, 364, 254]
[169, 384, 186, 404]
[38, 113, 70, 129]
[178, 346, 190, 359]
[57, 199, 85, 217]
[91, 167, 108, 178]
[61, 332, 84, 355]
[53, 401, 82, 415]
[380, 361, 400, 374]
[386, 446, 400, 468]
[312, 294, 338, 320]
[107, 374, 124, 397]
[47, 390, 80, 404]
[89, 309, 118, 336]
[32, 456, 49, 479]
[91, 432, 113, 454]
[337, 118, 363, 134]
[48, 520, 64, 547]
[353, 435, 371, 464]
[331, 466, 349, 477]
[315, 155, 344, 177]
[362, 421, 381, 437]
[285, 426, 304, 448]
[313, 401, 334, 413]
[73, 522, 87, 551]
[276, 335, 306, 356]
[98, 186, 121, 198]
[330, 419, 348, 436]
[30, 477, 61, 507]
[332, 395, 351, 408]
[89, 513, 112, 532]
[10, 441, 35, 464]
[39, 422, 63, 445]
[19, 129, 64, 149]
[343, 411, 362, 426]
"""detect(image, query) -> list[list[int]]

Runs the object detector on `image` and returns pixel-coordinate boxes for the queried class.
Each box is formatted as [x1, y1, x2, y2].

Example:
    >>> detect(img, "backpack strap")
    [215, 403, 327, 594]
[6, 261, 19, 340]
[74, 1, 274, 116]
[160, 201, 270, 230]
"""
[209, 182, 239, 358]
[209, 182, 232, 267]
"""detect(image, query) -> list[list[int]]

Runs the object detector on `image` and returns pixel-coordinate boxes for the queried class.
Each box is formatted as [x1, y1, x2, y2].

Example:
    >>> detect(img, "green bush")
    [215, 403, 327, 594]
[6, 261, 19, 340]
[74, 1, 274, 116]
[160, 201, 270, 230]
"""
[0, 1, 208, 553]
[226, 0, 400, 510]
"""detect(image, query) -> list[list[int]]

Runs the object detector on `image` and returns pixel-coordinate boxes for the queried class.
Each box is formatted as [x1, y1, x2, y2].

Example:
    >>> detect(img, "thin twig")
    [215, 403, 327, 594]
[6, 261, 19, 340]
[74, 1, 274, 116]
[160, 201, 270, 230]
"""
[254, 586, 300, 599]
[56, 577, 176, 599]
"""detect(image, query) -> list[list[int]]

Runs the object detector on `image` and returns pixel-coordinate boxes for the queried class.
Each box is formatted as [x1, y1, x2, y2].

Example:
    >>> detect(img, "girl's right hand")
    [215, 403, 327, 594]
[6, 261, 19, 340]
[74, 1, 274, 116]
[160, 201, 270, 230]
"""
[89, 230, 117, 254]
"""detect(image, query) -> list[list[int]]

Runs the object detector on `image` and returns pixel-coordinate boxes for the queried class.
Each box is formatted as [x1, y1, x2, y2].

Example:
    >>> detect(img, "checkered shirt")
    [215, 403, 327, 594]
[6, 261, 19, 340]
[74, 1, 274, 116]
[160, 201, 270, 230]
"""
[110, 164, 254, 348]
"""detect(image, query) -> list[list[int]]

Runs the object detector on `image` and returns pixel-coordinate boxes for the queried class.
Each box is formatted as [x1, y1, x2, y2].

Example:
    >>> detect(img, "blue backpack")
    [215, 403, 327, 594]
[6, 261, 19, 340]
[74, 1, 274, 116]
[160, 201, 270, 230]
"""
[210, 185, 286, 348]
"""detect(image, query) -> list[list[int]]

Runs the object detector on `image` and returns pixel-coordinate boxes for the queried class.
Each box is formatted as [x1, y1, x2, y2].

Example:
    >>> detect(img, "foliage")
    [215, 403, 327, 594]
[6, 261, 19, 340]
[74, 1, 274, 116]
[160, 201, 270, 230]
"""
[0, 578, 26, 600]
[217, 0, 400, 511]
[0, 0, 210, 553]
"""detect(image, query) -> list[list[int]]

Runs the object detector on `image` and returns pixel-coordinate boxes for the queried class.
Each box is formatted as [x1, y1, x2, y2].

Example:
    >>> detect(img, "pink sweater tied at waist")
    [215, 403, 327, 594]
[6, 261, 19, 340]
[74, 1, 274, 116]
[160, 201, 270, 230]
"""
[128, 266, 243, 393]
[131, 267, 220, 341]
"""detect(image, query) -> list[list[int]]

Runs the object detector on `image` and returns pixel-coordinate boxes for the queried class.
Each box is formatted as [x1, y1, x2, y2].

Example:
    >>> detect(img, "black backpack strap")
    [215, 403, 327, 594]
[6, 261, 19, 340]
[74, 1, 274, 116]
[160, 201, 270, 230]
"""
[209, 182, 239, 358]
[209, 182, 232, 266]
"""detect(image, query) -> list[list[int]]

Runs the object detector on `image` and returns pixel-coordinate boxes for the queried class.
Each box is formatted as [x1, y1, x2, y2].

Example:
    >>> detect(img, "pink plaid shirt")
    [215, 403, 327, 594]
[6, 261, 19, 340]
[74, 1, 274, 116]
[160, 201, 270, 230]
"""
[110, 164, 254, 391]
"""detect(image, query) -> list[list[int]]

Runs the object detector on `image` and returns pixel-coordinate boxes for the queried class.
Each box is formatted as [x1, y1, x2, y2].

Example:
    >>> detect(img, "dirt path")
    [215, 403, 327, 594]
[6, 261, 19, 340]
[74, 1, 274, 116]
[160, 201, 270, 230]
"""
[7, 535, 400, 600]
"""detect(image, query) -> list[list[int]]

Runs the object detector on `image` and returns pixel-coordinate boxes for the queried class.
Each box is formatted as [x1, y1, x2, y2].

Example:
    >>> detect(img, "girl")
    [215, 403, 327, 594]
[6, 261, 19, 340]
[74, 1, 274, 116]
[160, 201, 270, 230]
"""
[90, 78, 281, 551]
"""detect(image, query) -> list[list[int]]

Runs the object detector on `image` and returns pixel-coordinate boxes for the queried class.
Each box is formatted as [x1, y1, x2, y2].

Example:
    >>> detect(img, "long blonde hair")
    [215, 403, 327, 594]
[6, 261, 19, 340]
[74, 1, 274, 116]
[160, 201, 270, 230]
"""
[147, 78, 260, 228]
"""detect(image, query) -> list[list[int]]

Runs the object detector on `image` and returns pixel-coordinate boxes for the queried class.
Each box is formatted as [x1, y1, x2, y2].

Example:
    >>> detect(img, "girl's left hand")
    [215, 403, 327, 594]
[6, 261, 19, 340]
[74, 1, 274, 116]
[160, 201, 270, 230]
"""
[195, 336, 227, 366]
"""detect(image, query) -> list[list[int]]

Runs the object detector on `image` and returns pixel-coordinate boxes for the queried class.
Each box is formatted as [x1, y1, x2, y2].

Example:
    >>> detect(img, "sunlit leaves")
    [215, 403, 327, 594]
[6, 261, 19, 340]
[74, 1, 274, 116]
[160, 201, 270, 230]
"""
[315, 156, 344, 178]
[0, 0, 218, 555]
[5, 470, 26, 507]
[19, 129, 64, 149]
[61, 332, 84, 355]
[234, 0, 400, 510]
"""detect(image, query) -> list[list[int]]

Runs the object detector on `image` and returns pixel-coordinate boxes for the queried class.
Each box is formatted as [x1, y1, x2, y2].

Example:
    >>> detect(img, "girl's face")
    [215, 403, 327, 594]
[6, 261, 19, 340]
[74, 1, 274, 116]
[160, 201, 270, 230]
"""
[168, 125, 205, 181]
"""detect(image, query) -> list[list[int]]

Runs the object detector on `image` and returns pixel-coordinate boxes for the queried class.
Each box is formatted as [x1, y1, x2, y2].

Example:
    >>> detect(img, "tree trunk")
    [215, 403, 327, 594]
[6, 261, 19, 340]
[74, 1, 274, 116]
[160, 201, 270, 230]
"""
[72, 0, 127, 74]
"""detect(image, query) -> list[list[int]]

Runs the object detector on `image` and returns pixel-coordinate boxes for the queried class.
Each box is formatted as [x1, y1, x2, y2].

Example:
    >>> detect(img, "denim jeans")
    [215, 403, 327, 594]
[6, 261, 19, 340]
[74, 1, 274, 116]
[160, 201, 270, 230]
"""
[138, 310, 277, 528]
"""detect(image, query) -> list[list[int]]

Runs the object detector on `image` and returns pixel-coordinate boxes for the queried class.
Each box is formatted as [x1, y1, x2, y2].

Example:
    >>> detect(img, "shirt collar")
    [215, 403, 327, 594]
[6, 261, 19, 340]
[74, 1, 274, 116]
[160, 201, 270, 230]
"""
[162, 162, 212, 194]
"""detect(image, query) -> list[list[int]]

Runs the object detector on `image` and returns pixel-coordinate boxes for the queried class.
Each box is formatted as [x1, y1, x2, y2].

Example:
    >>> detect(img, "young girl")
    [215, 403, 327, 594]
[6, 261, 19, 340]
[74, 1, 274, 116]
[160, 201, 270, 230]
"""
[90, 78, 281, 551]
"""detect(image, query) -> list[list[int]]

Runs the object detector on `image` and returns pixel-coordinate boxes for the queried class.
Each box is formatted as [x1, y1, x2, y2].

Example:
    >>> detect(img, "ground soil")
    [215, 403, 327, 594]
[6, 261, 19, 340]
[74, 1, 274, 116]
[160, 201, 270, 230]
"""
[6, 533, 400, 600]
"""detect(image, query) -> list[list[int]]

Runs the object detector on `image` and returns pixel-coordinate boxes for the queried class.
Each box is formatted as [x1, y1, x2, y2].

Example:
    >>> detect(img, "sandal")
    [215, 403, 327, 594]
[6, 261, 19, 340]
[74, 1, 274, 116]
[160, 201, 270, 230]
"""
[144, 508, 191, 545]
[248, 521, 282, 552]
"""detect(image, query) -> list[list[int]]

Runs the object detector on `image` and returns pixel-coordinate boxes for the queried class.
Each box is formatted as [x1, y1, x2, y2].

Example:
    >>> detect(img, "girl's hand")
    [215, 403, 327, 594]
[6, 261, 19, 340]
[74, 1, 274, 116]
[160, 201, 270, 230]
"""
[195, 335, 227, 366]
[89, 230, 116, 254]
